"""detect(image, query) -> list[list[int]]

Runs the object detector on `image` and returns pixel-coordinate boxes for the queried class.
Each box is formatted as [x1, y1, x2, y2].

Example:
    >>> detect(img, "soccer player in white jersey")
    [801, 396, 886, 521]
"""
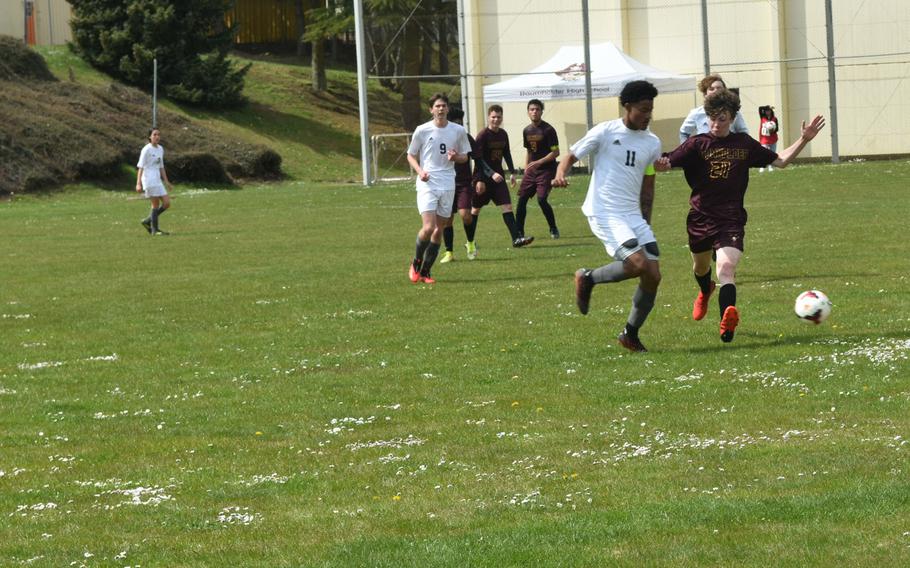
[552, 81, 663, 352]
[135, 127, 174, 235]
[406, 93, 471, 284]
[679, 74, 748, 143]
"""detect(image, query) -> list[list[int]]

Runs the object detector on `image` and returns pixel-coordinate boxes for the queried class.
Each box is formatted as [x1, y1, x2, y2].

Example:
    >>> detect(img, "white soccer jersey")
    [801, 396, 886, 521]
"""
[137, 143, 165, 188]
[572, 119, 662, 217]
[408, 120, 470, 182]
[679, 106, 749, 142]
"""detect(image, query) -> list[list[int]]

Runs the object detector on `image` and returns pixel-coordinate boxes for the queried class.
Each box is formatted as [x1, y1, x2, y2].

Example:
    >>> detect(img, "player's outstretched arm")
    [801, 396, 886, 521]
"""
[552, 152, 579, 187]
[773, 115, 826, 169]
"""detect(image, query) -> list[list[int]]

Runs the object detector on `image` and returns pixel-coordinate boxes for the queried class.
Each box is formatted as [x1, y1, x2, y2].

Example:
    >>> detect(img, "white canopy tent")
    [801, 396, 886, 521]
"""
[483, 42, 694, 102]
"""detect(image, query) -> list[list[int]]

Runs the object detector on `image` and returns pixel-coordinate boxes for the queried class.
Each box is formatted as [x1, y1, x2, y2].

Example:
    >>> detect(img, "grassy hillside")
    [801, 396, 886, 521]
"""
[37, 47, 460, 184]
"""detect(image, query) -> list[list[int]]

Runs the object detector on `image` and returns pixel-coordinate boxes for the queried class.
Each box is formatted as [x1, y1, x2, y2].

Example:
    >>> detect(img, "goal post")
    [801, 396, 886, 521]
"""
[370, 133, 414, 183]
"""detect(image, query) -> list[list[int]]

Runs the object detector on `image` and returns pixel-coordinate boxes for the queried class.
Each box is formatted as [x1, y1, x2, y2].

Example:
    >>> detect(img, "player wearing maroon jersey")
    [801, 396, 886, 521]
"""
[517, 99, 561, 239]
[440, 106, 492, 262]
[657, 90, 825, 343]
[471, 105, 534, 248]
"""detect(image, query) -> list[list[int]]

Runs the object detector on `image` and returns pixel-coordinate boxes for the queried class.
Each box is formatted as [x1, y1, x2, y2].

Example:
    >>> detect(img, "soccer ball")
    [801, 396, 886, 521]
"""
[794, 290, 832, 324]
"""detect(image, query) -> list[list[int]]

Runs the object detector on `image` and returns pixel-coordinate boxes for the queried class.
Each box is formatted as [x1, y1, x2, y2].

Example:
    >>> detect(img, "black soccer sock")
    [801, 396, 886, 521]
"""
[516, 195, 531, 236]
[695, 268, 713, 294]
[154, 206, 167, 229]
[628, 286, 656, 329]
[538, 197, 557, 231]
[443, 226, 454, 252]
[421, 242, 441, 275]
[464, 215, 477, 242]
[591, 261, 630, 284]
[150, 207, 160, 231]
[415, 237, 431, 264]
[719, 284, 737, 319]
[502, 212, 520, 241]
[624, 322, 640, 340]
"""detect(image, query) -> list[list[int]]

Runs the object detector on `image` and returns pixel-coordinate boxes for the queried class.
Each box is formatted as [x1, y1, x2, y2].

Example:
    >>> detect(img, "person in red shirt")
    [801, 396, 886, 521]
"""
[657, 90, 825, 343]
[758, 105, 780, 172]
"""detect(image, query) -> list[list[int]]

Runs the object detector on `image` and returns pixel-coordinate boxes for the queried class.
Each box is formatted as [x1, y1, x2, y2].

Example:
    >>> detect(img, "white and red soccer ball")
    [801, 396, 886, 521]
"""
[795, 290, 832, 324]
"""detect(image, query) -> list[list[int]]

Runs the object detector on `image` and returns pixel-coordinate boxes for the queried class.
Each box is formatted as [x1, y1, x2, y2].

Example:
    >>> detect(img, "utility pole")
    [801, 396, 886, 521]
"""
[824, 0, 840, 163]
[354, 0, 372, 185]
[581, 0, 593, 130]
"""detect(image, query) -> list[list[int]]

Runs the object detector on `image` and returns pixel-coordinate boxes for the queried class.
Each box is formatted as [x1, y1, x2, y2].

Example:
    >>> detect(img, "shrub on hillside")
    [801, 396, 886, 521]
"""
[0, 35, 57, 81]
[67, 0, 249, 108]
[0, 58, 282, 193]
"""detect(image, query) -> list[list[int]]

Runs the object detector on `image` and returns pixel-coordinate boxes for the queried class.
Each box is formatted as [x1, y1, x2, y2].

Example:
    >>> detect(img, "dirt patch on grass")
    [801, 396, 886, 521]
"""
[0, 37, 282, 194]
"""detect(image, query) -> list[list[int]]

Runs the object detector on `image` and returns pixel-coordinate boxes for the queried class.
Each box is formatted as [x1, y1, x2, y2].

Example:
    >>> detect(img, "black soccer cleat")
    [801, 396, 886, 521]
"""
[141, 219, 152, 234]
[574, 269, 594, 315]
[512, 236, 535, 248]
[550, 227, 560, 239]
[617, 331, 648, 353]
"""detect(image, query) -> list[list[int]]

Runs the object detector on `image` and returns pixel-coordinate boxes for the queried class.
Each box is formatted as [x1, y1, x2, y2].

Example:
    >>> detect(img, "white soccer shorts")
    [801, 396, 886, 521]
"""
[587, 213, 658, 261]
[416, 177, 454, 218]
[143, 184, 168, 197]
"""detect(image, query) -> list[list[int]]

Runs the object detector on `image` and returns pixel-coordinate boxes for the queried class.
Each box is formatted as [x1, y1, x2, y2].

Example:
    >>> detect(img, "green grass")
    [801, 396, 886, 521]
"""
[1, 160, 909, 566]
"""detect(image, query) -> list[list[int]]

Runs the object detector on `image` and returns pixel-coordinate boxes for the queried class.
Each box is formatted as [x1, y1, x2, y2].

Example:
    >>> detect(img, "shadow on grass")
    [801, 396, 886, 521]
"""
[446, 272, 570, 284]
[738, 272, 877, 284]
[658, 329, 909, 355]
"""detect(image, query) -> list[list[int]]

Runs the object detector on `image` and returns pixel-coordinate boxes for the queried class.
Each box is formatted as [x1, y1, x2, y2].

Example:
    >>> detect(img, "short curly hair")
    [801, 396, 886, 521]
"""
[619, 80, 658, 105]
[703, 89, 741, 119]
[698, 74, 725, 95]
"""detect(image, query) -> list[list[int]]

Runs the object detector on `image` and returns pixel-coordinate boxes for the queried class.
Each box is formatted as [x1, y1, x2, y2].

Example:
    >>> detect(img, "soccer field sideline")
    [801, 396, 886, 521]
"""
[1, 161, 909, 565]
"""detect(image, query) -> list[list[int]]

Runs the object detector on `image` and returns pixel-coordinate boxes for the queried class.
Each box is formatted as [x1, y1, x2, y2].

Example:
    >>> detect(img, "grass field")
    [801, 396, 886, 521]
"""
[1, 159, 909, 566]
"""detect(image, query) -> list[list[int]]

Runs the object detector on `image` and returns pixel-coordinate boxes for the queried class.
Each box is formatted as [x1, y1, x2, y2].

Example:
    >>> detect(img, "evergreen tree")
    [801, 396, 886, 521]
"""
[67, 0, 250, 107]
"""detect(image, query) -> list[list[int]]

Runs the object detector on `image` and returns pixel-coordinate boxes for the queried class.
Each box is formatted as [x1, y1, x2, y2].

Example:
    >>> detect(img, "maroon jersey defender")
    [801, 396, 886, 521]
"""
[658, 88, 825, 345]
[519, 120, 559, 201]
[472, 126, 514, 208]
[664, 132, 776, 252]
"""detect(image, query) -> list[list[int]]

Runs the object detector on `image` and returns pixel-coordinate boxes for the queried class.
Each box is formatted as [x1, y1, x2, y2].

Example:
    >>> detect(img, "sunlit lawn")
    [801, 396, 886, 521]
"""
[1, 159, 908, 566]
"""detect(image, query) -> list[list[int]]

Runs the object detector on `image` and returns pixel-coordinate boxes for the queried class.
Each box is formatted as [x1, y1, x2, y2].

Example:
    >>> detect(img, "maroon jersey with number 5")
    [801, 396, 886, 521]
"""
[523, 120, 559, 172]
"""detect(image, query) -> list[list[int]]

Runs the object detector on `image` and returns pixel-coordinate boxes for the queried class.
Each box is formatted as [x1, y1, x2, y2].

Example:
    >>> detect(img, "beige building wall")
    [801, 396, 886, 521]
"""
[463, 0, 910, 160]
[0, 0, 73, 45]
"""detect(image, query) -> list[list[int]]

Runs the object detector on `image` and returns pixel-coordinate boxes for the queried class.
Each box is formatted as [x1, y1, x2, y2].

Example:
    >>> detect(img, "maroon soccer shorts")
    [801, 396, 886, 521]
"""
[472, 179, 512, 208]
[518, 168, 556, 199]
[452, 183, 476, 212]
[687, 210, 746, 253]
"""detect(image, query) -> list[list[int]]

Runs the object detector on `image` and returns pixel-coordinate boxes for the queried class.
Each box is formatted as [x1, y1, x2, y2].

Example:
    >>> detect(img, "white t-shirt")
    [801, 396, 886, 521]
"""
[407, 120, 470, 186]
[137, 143, 165, 188]
[679, 106, 749, 142]
[571, 119, 662, 217]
